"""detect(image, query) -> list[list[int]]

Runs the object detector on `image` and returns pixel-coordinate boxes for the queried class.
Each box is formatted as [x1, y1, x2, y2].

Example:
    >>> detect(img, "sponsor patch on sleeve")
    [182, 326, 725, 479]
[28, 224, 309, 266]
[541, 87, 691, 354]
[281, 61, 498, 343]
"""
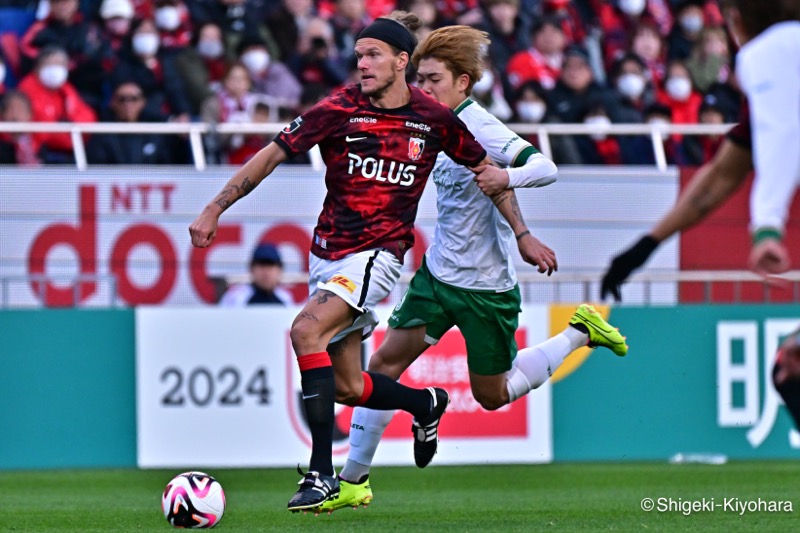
[282, 116, 303, 134]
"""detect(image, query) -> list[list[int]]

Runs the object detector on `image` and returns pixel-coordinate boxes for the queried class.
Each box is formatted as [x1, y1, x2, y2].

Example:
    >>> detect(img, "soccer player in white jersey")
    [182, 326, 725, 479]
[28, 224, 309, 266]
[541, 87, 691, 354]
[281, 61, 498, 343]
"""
[319, 26, 628, 513]
[725, 0, 800, 276]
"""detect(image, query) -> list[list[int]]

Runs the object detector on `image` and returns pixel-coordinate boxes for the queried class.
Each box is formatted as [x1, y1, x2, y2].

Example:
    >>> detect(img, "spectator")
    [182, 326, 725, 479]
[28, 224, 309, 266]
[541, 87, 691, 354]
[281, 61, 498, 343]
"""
[539, 0, 587, 45]
[681, 93, 726, 165]
[201, 62, 260, 160]
[0, 55, 9, 93]
[173, 21, 227, 115]
[237, 33, 302, 109]
[265, 0, 316, 62]
[97, 0, 135, 53]
[227, 101, 272, 165]
[20, 0, 112, 109]
[398, 0, 441, 40]
[630, 21, 667, 85]
[0, 91, 40, 165]
[471, 56, 513, 122]
[328, 0, 370, 66]
[218, 243, 294, 306]
[18, 46, 96, 164]
[477, 0, 531, 77]
[547, 45, 621, 124]
[657, 59, 701, 125]
[111, 17, 191, 120]
[642, 101, 683, 164]
[594, 0, 673, 69]
[576, 105, 623, 164]
[512, 80, 582, 164]
[666, 0, 706, 60]
[87, 80, 177, 164]
[435, 0, 482, 26]
[611, 52, 657, 122]
[685, 25, 730, 93]
[153, 0, 193, 51]
[186, 0, 279, 60]
[507, 16, 567, 91]
[287, 16, 348, 89]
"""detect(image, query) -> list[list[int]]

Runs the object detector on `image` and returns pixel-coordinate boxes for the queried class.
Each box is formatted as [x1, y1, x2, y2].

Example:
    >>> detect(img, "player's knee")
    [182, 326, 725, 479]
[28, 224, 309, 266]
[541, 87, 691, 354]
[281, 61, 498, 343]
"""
[290, 319, 321, 354]
[473, 391, 506, 411]
[334, 379, 363, 406]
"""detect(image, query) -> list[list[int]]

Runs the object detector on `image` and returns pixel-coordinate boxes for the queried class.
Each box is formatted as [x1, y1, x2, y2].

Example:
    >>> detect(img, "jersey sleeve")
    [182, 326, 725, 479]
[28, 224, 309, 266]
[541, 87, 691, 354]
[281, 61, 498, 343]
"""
[726, 99, 752, 149]
[439, 111, 487, 167]
[273, 94, 347, 157]
[738, 24, 800, 232]
[471, 110, 537, 168]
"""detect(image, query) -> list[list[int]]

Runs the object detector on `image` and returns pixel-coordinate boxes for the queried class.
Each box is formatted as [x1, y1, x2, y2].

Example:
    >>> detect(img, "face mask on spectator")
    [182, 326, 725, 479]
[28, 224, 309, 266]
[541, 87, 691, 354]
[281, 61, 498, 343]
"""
[0, 63, 6, 84]
[584, 115, 611, 141]
[680, 14, 704, 33]
[39, 64, 69, 89]
[517, 101, 546, 123]
[198, 39, 224, 59]
[616, 73, 645, 99]
[155, 6, 181, 31]
[665, 76, 692, 101]
[241, 50, 270, 74]
[618, 0, 646, 16]
[648, 118, 670, 127]
[133, 33, 160, 56]
[472, 70, 494, 95]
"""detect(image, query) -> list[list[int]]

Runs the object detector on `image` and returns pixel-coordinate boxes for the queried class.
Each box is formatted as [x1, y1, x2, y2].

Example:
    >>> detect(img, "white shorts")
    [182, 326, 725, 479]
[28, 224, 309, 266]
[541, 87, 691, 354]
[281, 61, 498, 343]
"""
[308, 249, 402, 343]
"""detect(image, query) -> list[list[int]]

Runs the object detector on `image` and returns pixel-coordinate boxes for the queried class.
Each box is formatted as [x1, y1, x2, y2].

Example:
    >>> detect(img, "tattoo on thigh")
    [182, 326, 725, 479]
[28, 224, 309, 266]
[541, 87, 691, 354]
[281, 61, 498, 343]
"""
[316, 290, 335, 305]
[298, 311, 318, 322]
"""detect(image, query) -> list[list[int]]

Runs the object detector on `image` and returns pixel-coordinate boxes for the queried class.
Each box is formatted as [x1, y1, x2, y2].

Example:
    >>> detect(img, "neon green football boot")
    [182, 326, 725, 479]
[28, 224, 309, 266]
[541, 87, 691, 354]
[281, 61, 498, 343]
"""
[318, 477, 373, 513]
[569, 304, 628, 356]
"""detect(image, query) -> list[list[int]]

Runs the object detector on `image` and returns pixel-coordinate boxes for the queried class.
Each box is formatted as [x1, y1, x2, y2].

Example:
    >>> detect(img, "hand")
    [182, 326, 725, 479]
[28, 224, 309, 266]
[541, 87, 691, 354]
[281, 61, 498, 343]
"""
[749, 239, 791, 277]
[600, 235, 659, 302]
[775, 334, 800, 386]
[518, 232, 558, 276]
[189, 208, 219, 248]
[471, 164, 509, 196]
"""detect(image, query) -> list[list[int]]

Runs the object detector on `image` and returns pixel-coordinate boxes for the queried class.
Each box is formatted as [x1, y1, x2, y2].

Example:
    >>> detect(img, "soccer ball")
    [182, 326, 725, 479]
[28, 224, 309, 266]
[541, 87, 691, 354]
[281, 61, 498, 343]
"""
[161, 471, 225, 529]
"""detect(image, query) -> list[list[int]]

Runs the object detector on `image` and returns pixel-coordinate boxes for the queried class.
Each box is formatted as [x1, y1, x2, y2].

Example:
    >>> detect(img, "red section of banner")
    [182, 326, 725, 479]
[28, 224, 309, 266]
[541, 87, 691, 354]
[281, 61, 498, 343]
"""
[678, 167, 800, 303]
[378, 328, 528, 439]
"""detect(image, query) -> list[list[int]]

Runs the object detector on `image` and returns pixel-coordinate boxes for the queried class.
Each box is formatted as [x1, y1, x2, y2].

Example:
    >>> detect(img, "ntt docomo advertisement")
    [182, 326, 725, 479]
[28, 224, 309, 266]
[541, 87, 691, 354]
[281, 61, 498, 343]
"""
[1, 167, 433, 307]
[136, 306, 552, 468]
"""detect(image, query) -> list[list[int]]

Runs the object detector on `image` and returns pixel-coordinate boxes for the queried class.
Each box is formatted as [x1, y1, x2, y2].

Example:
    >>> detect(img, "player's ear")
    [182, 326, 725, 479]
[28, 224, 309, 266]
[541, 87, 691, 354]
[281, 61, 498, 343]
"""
[396, 51, 410, 72]
[457, 73, 470, 93]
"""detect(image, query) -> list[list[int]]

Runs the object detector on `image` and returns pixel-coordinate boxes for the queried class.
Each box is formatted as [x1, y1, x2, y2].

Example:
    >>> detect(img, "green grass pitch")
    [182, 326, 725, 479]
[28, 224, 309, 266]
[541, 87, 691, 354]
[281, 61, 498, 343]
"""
[2, 462, 798, 532]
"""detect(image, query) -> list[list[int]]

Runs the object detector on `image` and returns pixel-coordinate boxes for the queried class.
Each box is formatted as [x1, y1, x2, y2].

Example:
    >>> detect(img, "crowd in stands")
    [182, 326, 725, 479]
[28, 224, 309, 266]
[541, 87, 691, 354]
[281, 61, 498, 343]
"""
[0, 0, 741, 166]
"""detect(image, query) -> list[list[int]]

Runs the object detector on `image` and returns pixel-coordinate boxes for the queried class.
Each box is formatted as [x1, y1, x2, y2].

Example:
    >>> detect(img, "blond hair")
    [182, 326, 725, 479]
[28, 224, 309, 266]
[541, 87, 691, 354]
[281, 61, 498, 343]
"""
[411, 26, 490, 95]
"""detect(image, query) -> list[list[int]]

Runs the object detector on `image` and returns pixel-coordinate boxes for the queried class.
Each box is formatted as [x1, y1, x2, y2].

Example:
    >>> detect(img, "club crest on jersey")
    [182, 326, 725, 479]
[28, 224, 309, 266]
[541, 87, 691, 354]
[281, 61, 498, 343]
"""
[282, 116, 303, 134]
[408, 137, 425, 161]
[327, 275, 356, 294]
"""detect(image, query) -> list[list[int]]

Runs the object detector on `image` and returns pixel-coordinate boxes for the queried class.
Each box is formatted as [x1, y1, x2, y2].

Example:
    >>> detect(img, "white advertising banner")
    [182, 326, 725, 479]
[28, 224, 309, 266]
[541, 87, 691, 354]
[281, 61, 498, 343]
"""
[136, 305, 552, 468]
[1, 166, 679, 308]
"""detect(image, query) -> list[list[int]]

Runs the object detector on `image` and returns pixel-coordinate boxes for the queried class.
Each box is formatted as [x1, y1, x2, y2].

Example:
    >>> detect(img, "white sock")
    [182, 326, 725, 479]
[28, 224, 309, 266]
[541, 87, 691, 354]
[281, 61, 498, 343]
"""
[339, 406, 395, 482]
[505, 327, 588, 403]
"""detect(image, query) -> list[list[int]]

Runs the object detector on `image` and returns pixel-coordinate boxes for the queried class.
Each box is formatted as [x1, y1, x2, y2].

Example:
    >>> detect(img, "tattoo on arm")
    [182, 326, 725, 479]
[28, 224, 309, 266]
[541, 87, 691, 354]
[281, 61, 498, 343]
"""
[214, 176, 256, 210]
[509, 192, 526, 227]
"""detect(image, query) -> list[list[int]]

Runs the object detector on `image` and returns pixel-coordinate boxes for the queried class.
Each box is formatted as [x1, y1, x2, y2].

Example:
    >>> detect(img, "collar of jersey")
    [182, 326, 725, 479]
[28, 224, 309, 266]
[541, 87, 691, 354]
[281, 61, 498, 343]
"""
[454, 98, 474, 115]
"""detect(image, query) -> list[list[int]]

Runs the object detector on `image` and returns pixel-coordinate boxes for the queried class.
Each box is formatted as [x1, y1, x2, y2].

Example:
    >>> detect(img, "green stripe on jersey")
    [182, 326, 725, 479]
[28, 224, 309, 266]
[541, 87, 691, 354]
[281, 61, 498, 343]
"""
[511, 145, 539, 167]
[454, 98, 474, 115]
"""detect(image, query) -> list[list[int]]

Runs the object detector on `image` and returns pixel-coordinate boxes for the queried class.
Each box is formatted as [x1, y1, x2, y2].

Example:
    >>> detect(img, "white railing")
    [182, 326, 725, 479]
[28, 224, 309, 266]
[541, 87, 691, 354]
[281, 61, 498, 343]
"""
[0, 121, 733, 172]
[3, 269, 798, 308]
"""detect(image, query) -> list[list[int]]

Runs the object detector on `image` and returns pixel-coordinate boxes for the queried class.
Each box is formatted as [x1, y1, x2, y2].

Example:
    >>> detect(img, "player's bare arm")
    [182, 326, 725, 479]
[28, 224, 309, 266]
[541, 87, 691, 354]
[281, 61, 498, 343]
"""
[189, 143, 288, 248]
[492, 189, 557, 275]
[650, 139, 752, 242]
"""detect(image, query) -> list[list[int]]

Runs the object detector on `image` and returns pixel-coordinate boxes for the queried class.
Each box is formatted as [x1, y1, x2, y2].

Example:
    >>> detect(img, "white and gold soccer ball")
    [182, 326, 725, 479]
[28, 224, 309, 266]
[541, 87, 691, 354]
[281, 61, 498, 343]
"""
[161, 471, 225, 529]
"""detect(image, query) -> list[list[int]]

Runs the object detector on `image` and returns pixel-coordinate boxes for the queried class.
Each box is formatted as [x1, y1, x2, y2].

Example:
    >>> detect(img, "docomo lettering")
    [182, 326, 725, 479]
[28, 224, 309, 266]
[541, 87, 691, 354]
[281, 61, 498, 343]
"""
[347, 153, 417, 186]
[25, 184, 430, 306]
[26, 185, 312, 306]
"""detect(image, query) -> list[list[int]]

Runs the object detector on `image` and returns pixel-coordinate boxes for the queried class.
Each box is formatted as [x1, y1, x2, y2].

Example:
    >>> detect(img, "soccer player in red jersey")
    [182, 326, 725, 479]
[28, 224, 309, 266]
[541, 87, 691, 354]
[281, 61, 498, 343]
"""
[189, 11, 503, 512]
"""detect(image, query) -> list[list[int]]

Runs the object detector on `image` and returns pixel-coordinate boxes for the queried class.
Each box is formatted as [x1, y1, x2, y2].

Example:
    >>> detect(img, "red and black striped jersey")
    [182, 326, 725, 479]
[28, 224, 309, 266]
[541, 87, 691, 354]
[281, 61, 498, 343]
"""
[274, 84, 486, 262]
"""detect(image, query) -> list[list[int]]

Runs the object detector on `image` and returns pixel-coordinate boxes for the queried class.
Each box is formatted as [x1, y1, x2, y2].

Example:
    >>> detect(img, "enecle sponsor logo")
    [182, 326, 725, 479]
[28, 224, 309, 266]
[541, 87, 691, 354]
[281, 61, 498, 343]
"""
[405, 120, 431, 132]
[347, 153, 416, 186]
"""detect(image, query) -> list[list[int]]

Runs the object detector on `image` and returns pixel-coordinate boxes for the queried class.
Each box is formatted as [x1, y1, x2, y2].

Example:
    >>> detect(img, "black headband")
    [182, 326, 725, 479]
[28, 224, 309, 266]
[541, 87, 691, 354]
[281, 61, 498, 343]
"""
[356, 18, 416, 56]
